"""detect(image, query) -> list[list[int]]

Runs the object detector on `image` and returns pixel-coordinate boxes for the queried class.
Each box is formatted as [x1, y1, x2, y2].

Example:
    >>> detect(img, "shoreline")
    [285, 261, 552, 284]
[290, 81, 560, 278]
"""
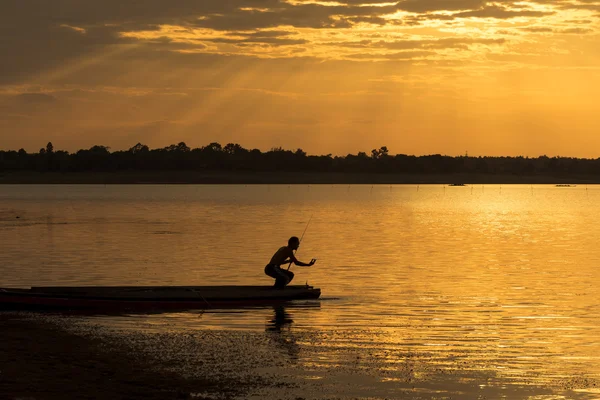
[0, 171, 597, 184]
[2, 312, 592, 400]
[0, 313, 239, 400]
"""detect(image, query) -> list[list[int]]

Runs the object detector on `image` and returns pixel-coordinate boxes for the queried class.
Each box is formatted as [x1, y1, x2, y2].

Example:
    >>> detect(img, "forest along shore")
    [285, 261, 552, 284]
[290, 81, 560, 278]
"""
[0, 313, 242, 400]
[0, 171, 596, 184]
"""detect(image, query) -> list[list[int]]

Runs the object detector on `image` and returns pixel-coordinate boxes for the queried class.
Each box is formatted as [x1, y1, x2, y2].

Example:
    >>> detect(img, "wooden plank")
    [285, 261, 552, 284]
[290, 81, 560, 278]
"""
[4, 286, 321, 301]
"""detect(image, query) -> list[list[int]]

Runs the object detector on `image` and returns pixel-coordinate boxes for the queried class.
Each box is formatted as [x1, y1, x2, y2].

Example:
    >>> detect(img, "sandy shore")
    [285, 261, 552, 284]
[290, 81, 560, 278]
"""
[1, 310, 595, 400]
[0, 170, 596, 184]
[0, 313, 236, 400]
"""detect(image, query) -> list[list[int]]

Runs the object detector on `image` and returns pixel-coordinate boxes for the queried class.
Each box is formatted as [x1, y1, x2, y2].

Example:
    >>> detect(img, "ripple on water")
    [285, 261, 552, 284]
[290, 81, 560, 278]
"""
[3, 185, 600, 399]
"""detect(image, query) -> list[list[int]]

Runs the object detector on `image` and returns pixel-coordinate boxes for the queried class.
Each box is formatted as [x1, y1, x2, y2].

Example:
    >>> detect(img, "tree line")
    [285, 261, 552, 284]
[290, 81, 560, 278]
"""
[1, 141, 599, 177]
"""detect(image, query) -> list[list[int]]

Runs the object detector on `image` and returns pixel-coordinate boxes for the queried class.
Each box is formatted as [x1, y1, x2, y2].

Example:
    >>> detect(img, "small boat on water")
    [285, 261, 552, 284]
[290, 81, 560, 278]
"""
[0, 285, 321, 310]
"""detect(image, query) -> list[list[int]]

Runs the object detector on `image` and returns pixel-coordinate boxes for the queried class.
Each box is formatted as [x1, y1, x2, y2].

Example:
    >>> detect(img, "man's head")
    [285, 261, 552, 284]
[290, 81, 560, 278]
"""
[288, 236, 300, 250]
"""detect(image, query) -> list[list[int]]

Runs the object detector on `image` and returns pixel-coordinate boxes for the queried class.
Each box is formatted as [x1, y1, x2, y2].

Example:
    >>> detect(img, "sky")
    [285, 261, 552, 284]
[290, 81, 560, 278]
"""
[1, 0, 600, 157]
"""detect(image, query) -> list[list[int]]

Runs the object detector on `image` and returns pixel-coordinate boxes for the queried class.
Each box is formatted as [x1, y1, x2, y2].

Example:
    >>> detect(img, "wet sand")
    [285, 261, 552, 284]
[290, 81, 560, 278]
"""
[2, 311, 597, 400]
[0, 313, 237, 400]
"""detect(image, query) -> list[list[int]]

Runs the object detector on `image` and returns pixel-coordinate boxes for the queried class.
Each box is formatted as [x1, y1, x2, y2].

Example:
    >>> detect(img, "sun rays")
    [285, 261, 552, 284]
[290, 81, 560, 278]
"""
[1, 0, 600, 156]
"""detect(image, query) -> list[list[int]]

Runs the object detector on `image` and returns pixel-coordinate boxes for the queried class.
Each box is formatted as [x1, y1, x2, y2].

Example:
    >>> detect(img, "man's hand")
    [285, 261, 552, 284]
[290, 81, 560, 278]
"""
[309, 259, 317, 266]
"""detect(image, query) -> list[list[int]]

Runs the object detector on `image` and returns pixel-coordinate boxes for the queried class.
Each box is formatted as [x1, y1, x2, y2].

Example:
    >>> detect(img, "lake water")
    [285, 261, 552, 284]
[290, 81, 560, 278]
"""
[2, 184, 600, 399]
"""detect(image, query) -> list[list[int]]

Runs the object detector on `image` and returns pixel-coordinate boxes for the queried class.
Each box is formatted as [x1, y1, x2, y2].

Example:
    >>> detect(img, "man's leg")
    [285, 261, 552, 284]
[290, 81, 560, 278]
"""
[284, 270, 294, 284]
[275, 269, 295, 288]
[274, 275, 287, 288]
[266, 265, 283, 287]
[271, 267, 290, 288]
[266, 265, 295, 288]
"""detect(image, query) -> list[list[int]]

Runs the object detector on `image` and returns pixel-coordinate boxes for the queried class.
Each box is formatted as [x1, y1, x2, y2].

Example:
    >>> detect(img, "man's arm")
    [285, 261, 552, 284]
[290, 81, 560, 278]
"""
[283, 248, 316, 267]
[293, 258, 316, 267]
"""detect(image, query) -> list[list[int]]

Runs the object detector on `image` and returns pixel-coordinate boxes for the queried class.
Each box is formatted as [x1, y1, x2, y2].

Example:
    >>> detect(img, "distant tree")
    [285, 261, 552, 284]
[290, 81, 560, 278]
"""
[6, 141, 600, 178]
[223, 143, 247, 155]
[163, 142, 190, 153]
[176, 142, 190, 152]
[129, 142, 149, 154]
[205, 142, 222, 152]
[371, 146, 389, 160]
[295, 148, 307, 157]
[89, 145, 110, 154]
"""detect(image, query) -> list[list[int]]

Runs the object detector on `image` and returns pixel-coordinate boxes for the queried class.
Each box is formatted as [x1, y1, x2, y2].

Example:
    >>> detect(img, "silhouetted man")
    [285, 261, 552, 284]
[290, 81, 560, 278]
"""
[265, 236, 316, 288]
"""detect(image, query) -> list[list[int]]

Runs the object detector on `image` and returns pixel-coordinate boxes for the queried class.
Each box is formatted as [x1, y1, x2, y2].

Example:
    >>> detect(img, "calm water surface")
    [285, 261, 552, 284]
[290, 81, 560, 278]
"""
[2, 184, 600, 399]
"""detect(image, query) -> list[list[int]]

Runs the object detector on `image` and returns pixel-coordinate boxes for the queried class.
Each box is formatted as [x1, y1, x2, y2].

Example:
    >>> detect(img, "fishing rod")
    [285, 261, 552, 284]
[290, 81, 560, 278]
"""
[287, 214, 313, 270]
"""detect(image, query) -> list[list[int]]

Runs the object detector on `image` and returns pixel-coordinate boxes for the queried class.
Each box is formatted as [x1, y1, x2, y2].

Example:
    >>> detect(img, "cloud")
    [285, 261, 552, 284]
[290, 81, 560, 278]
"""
[522, 26, 554, 33]
[207, 36, 309, 46]
[345, 50, 435, 60]
[0, 0, 597, 89]
[371, 37, 506, 50]
[14, 93, 58, 104]
[558, 27, 594, 34]
[557, 2, 600, 12]
[521, 26, 594, 34]
[454, 5, 554, 19]
[397, 0, 488, 13]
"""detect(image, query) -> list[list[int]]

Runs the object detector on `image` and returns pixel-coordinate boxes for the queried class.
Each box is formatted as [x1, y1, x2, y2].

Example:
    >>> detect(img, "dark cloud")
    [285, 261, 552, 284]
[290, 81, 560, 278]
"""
[0, 0, 534, 42]
[0, 0, 590, 87]
[14, 93, 58, 104]
[0, 0, 404, 84]
[522, 26, 594, 34]
[324, 40, 377, 48]
[345, 51, 435, 60]
[343, 16, 389, 25]
[425, 37, 506, 48]
[143, 37, 210, 50]
[0, 0, 283, 27]
[558, 2, 600, 12]
[522, 27, 554, 33]
[327, 37, 505, 51]
[228, 30, 297, 38]
[558, 27, 594, 34]
[187, 3, 399, 31]
[212, 36, 309, 45]
[0, 92, 60, 121]
[454, 5, 554, 19]
[0, 18, 140, 84]
[375, 38, 506, 50]
[397, 0, 488, 13]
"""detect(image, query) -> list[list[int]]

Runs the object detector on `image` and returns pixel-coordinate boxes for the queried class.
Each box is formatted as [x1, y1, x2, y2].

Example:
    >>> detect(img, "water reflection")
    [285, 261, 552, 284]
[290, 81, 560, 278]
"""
[266, 305, 299, 360]
[266, 305, 294, 332]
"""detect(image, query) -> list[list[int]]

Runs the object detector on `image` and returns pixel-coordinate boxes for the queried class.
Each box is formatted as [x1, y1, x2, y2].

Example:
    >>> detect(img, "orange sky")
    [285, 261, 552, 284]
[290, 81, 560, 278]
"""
[1, 0, 599, 157]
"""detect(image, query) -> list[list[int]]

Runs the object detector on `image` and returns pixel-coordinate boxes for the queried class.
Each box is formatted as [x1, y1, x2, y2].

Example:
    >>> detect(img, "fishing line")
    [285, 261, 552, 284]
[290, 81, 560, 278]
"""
[287, 214, 313, 270]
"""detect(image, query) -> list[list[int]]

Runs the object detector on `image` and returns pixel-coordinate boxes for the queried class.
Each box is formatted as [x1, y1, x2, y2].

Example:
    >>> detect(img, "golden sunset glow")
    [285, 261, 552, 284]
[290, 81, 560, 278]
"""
[1, 0, 600, 156]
